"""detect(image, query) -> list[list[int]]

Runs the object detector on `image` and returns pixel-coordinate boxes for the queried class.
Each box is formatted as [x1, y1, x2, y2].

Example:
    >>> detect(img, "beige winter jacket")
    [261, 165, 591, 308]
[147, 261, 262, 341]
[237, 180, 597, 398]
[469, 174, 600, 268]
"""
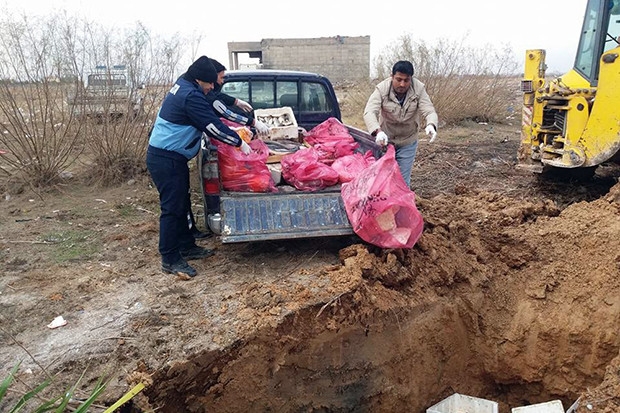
[363, 77, 438, 148]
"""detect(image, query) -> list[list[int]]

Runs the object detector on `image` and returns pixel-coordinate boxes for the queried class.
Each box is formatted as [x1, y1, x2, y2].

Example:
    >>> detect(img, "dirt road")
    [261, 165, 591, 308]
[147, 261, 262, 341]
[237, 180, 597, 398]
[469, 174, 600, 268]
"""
[1, 122, 619, 412]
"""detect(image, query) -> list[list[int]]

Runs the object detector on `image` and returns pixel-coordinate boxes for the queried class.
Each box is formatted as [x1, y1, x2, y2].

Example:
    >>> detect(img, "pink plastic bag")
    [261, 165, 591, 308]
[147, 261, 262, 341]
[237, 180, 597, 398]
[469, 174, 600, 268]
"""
[331, 151, 376, 183]
[312, 141, 360, 164]
[281, 147, 339, 191]
[341, 145, 424, 248]
[304, 117, 354, 145]
[304, 117, 359, 164]
[215, 139, 277, 192]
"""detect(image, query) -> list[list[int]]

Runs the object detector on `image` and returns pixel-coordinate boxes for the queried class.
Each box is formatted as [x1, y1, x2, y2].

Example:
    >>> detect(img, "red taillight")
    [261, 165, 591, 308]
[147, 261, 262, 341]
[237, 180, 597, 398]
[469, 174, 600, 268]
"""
[202, 152, 220, 195]
[204, 178, 219, 194]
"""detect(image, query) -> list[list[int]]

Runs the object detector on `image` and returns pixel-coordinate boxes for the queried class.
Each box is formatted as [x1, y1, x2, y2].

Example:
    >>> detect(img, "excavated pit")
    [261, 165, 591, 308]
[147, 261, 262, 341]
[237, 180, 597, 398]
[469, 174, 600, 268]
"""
[140, 182, 620, 412]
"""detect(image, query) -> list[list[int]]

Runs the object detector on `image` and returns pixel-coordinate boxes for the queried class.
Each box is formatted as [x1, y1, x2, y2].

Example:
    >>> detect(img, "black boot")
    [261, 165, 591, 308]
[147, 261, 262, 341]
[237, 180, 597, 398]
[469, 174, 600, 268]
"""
[180, 245, 215, 261]
[162, 258, 197, 278]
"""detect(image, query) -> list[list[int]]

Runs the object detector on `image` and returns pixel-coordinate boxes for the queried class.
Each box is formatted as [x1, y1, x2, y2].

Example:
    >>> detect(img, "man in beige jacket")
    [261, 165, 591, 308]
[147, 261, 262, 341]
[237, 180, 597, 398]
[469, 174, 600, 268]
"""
[364, 60, 438, 187]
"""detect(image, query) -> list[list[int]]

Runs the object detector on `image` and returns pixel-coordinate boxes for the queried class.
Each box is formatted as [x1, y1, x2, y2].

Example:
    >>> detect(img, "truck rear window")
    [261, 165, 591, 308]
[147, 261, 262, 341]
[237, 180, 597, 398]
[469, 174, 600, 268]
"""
[87, 74, 127, 87]
[221, 79, 333, 113]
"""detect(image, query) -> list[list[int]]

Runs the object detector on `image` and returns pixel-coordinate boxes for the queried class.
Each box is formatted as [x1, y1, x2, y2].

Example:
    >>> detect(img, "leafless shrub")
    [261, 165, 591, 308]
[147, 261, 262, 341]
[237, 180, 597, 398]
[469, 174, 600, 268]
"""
[370, 35, 519, 126]
[0, 13, 84, 188]
[0, 11, 183, 190]
[72, 23, 181, 185]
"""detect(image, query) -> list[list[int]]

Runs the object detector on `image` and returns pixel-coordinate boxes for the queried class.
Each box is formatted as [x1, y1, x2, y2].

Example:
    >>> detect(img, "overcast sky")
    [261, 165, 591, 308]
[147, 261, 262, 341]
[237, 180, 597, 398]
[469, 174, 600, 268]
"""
[2, 0, 587, 74]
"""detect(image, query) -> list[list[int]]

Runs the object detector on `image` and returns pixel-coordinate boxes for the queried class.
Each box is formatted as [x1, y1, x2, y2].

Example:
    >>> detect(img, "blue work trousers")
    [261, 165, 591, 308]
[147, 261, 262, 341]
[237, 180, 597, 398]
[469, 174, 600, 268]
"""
[395, 140, 419, 188]
[146, 148, 196, 264]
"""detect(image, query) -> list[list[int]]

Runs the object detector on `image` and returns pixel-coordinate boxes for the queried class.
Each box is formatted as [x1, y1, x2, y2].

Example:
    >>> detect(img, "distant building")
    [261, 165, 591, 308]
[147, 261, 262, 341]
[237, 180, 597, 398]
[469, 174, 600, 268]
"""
[227, 36, 370, 83]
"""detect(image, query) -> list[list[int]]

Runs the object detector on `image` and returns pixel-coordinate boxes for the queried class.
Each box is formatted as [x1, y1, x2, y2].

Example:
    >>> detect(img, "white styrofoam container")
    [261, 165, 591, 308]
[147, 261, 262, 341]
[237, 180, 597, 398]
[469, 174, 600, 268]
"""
[427, 393, 499, 413]
[255, 107, 299, 140]
[512, 400, 565, 413]
[267, 163, 282, 185]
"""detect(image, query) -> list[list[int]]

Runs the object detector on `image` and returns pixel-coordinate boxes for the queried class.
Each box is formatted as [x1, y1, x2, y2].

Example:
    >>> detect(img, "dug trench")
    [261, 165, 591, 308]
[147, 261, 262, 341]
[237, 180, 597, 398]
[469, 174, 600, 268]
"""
[140, 182, 620, 412]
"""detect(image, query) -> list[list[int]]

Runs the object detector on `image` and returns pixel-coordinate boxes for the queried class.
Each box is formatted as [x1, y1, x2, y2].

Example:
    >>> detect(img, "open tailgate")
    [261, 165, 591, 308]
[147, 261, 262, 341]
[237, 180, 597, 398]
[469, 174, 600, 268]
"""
[218, 189, 353, 243]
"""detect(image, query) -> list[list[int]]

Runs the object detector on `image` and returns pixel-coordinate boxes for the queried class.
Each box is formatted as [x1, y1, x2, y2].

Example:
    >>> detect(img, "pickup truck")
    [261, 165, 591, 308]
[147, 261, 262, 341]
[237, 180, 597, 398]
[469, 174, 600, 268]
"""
[198, 69, 380, 243]
[69, 65, 143, 119]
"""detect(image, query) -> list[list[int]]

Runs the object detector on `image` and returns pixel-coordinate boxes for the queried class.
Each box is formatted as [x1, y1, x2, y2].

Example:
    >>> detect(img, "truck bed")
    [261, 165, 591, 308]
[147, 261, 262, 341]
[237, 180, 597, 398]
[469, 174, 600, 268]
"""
[202, 125, 381, 243]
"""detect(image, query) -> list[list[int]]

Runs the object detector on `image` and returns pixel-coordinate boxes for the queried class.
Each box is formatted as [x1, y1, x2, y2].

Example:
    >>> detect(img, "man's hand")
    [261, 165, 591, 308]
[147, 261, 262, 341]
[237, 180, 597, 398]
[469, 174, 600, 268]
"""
[253, 119, 270, 137]
[425, 124, 437, 143]
[235, 98, 253, 113]
[375, 131, 388, 147]
[240, 140, 252, 155]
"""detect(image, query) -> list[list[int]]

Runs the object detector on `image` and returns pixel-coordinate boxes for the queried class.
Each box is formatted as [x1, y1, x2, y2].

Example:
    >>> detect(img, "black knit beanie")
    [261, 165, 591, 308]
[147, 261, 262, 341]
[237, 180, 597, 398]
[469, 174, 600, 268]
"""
[209, 58, 226, 73]
[186, 56, 218, 83]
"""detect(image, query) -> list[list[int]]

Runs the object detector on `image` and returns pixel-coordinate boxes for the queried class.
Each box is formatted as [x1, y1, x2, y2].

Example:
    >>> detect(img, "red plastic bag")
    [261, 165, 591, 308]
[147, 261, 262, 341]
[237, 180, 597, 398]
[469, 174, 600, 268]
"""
[312, 140, 360, 164]
[305, 117, 353, 144]
[215, 139, 277, 192]
[281, 147, 339, 191]
[341, 145, 424, 248]
[304, 117, 359, 164]
[331, 151, 376, 183]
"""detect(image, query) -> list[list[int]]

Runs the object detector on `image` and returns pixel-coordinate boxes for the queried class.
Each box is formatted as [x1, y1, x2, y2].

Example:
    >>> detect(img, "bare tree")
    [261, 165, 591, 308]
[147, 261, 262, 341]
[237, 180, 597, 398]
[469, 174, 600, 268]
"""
[0, 12, 83, 188]
[0, 10, 185, 190]
[371, 34, 519, 125]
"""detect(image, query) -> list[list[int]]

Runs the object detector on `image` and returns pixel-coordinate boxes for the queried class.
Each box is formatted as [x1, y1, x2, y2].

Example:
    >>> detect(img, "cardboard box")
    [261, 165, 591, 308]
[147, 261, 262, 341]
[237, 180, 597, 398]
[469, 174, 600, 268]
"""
[255, 107, 299, 141]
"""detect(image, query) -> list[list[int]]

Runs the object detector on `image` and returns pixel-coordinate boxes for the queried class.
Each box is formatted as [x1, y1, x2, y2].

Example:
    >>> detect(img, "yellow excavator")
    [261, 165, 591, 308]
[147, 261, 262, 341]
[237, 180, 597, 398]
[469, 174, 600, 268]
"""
[518, 0, 620, 176]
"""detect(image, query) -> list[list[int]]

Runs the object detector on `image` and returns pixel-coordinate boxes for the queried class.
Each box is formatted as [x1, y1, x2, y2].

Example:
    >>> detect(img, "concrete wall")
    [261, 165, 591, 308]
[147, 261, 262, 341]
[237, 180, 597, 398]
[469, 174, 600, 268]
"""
[228, 36, 370, 83]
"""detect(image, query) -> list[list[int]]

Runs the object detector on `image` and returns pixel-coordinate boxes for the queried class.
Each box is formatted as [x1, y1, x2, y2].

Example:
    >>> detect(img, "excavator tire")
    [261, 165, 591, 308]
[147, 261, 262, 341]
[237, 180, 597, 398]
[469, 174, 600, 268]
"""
[537, 166, 598, 183]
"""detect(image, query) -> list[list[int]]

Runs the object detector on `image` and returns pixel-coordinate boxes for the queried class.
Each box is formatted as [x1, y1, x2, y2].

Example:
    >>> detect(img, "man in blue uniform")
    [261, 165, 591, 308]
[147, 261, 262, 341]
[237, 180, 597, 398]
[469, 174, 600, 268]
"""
[186, 58, 270, 239]
[147, 56, 251, 279]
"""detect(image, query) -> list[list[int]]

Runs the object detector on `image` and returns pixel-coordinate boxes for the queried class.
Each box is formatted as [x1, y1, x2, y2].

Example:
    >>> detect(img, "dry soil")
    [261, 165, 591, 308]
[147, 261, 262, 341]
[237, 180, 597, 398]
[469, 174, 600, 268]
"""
[1, 122, 620, 412]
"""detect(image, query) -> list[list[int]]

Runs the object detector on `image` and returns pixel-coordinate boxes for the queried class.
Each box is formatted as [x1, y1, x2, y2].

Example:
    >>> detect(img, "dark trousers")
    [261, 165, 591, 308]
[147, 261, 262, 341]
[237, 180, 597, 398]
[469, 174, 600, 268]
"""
[187, 192, 198, 232]
[146, 149, 196, 264]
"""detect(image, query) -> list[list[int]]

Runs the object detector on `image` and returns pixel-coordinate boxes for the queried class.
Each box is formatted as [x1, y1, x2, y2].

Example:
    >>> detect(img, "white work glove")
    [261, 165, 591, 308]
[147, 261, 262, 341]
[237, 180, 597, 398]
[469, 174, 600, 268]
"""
[240, 140, 252, 155]
[253, 119, 270, 137]
[425, 124, 437, 143]
[235, 98, 253, 113]
[375, 131, 388, 147]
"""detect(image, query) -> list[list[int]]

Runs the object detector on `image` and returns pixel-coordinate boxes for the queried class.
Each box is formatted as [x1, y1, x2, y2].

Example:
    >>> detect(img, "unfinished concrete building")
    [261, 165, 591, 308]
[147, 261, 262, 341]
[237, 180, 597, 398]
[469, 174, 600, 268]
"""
[227, 36, 370, 83]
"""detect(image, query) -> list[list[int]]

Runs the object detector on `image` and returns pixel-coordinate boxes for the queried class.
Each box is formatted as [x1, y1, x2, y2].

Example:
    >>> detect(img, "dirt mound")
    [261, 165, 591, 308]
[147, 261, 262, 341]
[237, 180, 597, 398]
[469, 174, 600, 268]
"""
[141, 183, 620, 412]
[1, 124, 620, 412]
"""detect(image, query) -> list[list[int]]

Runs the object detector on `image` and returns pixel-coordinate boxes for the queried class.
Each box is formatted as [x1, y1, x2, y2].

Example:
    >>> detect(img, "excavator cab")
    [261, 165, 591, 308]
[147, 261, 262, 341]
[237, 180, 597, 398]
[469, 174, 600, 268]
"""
[517, 0, 620, 174]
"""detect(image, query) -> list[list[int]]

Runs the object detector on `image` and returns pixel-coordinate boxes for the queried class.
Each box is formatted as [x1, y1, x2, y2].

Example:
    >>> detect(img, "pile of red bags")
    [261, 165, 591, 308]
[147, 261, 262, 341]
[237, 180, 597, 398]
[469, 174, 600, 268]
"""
[281, 148, 340, 191]
[214, 116, 424, 248]
[281, 117, 373, 191]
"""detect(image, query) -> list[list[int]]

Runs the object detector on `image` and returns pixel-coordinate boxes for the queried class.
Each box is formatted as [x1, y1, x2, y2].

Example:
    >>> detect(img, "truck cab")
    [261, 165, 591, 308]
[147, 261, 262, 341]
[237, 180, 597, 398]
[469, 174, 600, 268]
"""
[220, 69, 342, 131]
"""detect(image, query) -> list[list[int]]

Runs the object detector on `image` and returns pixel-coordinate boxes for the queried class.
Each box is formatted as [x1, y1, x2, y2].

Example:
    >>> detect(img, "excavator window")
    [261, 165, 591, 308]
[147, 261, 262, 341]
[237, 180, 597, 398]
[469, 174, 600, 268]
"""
[574, 0, 620, 84]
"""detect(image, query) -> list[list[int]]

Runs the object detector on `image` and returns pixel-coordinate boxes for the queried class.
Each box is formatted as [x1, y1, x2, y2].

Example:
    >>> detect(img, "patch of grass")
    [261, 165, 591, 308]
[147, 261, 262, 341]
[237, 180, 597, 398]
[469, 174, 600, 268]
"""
[0, 362, 109, 412]
[115, 202, 137, 218]
[42, 229, 101, 263]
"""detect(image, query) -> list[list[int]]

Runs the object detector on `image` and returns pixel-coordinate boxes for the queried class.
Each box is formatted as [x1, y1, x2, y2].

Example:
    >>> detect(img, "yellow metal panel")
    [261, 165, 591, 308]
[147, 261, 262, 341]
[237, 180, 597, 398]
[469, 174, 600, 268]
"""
[521, 50, 545, 149]
[560, 95, 590, 167]
[581, 47, 620, 165]
[556, 70, 591, 89]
